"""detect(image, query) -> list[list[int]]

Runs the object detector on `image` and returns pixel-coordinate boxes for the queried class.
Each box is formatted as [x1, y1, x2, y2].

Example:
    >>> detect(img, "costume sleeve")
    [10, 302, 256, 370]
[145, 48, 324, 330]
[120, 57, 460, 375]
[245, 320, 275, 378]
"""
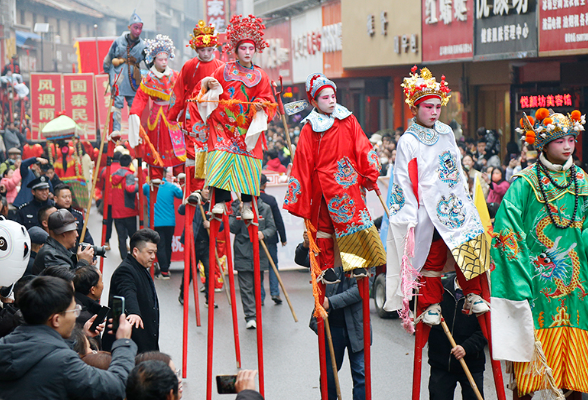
[253, 70, 277, 122]
[350, 116, 381, 191]
[384, 135, 419, 312]
[103, 41, 117, 75]
[283, 124, 313, 220]
[490, 177, 535, 362]
[167, 64, 187, 122]
[129, 87, 148, 116]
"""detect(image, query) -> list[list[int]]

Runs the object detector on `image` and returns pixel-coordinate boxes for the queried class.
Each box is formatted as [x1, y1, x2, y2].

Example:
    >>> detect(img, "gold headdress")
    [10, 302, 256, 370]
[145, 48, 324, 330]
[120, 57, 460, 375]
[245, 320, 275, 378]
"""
[188, 20, 218, 50]
[518, 108, 585, 151]
[402, 66, 451, 108]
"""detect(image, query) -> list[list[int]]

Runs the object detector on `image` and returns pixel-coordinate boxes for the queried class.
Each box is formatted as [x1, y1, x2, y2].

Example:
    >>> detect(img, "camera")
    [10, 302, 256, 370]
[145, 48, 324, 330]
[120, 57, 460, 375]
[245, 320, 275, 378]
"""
[80, 243, 107, 258]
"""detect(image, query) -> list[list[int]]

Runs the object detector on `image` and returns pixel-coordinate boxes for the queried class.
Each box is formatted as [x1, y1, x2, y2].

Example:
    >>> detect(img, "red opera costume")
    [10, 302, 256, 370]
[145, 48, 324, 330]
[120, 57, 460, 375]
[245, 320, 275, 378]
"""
[168, 20, 224, 192]
[283, 73, 386, 281]
[129, 35, 185, 180]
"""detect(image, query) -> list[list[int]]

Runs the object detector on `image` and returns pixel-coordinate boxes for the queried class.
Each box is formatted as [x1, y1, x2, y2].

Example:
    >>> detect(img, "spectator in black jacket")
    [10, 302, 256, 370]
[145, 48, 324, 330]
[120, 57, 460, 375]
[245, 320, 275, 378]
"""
[0, 276, 137, 400]
[73, 265, 104, 327]
[428, 276, 487, 400]
[102, 229, 160, 354]
[25, 226, 48, 275]
[259, 174, 287, 305]
[32, 209, 94, 274]
[126, 360, 179, 400]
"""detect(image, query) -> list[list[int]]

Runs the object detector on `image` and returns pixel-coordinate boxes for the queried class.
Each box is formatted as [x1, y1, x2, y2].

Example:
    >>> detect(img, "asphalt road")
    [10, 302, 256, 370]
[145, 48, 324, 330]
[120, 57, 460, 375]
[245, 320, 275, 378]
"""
[90, 206, 508, 400]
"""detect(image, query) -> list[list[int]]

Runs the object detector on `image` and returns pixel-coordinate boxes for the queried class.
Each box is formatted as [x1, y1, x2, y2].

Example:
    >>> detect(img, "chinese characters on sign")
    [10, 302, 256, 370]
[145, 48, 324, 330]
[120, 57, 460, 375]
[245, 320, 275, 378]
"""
[63, 74, 96, 141]
[30, 73, 62, 141]
[517, 92, 574, 111]
[206, 0, 226, 32]
[539, 0, 588, 55]
[393, 34, 419, 54]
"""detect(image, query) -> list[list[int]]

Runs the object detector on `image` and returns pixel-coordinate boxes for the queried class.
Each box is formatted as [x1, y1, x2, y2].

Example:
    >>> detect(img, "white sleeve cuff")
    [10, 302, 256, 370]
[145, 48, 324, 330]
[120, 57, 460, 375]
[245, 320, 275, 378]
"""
[128, 114, 141, 149]
[491, 297, 535, 362]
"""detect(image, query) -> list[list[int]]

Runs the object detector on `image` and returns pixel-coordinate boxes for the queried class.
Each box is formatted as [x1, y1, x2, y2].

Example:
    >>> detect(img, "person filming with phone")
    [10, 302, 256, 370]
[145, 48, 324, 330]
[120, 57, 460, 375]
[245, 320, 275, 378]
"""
[0, 276, 137, 399]
[102, 229, 161, 354]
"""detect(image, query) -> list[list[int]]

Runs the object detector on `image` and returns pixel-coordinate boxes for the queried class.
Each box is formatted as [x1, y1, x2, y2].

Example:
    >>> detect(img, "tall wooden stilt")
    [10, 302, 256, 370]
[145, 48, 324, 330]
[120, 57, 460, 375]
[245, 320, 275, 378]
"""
[222, 212, 241, 368]
[249, 197, 264, 396]
[205, 191, 219, 400]
[359, 276, 372, 400]
[181, 172, 192, 379]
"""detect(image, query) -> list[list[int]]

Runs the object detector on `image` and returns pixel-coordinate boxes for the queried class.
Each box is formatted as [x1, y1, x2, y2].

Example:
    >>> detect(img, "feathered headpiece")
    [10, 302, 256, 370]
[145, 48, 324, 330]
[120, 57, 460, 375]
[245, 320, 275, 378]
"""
[188, 20, 219, 50]
[145, 35, 175, 64]
[306, 73, 337, 103]
[517, 108, 585, 151]
[224, 14, 268, 54]
[402, 65, 451, 108]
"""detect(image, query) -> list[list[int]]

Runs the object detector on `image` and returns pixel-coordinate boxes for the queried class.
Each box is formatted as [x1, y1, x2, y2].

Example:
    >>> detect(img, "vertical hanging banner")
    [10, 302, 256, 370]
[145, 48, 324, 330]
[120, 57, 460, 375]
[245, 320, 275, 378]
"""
[95, 74, 129, 138]
[474, 0, 538, 61]
[63, 73, 96, 141]
[539, 1, 588, 56]
[206, 0, 227, 32]
[422, 0, 474, 62]
[30, 73, 63, 141]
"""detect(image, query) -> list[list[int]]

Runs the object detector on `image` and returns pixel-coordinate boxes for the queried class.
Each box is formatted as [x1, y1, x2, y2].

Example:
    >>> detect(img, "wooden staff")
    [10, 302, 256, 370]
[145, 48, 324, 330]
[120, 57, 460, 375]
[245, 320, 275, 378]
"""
[324, 316, 343, 400]
[440, 318, 484, 400]
[271, 77, 294, 158]
[258, 239, 298, 322]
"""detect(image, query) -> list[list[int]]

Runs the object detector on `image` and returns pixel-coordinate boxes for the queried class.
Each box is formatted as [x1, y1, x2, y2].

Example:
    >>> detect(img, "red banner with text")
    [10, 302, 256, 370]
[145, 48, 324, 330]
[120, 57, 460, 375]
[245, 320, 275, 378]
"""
[30, 73, 63, 141]
[63, 73, 97, 141]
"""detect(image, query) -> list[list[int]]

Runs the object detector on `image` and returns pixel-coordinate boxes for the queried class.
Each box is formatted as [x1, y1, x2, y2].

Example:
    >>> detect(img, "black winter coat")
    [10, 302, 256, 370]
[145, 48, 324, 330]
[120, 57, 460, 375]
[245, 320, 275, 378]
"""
[427, 278, 487, 374]
[102, 254, 159, 354]
[32, 237, 91, 275]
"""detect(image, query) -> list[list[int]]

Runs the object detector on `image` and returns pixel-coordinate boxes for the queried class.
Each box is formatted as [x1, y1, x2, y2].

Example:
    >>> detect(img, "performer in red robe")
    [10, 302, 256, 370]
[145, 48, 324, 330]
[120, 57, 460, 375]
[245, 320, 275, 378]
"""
[167, 20, 224, 199]
[196, 15, 276, 218]
[129, 34, 186, 181]
[283, 73, 386, 282]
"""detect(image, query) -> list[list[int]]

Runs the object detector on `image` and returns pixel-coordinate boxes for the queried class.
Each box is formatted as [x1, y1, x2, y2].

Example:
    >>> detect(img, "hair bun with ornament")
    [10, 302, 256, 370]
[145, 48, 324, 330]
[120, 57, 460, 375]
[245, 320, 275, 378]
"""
[145, 34, 175, 64]
[402, 65, 451, 108]
[305, 73, 337, 103]
[188, 20, 219, 50]
[224, 14, 268, 54]
[516, 107, 585, 151]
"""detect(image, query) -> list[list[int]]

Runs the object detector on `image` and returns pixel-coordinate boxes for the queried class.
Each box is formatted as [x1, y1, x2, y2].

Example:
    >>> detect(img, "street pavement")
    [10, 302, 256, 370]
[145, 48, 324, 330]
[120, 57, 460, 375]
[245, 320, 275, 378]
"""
[90, 206, 506, 400]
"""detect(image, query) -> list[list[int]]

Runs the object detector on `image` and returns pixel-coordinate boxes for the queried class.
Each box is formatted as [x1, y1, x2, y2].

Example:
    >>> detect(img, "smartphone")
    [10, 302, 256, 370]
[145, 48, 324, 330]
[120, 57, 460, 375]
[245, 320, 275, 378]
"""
[216, 375, 237, 394]
[111, 296, 125, 333]
[89, 306, 110, 333]
[510, 153, 517, 160]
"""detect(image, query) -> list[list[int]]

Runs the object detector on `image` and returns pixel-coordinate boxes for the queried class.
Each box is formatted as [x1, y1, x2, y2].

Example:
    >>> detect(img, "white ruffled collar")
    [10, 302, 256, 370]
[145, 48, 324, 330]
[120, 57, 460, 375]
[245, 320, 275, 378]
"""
[539, 152, 574, 171]
[150, 65, 172, 78]
[301, 104, 352, 132]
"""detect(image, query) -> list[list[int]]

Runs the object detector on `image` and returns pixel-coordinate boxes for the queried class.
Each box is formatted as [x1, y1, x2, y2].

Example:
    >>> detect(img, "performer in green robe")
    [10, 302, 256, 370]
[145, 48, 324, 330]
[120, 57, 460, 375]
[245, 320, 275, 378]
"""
[491, 108, 588, 398]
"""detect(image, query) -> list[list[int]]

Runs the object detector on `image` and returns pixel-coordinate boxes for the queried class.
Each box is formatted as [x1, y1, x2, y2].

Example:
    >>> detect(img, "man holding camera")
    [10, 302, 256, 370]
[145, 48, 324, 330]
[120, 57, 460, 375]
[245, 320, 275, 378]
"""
[54, 183, 94, 246]
[32, 209, 95, 275]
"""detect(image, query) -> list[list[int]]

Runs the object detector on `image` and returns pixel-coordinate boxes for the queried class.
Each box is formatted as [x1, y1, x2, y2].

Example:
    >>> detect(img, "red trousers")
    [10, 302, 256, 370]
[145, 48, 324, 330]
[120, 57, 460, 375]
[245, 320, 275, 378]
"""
[184, 165, 205, 192]
[418, 237, 482, 311]
[149, 164, 184, 180]
[316, 197, 335, 272]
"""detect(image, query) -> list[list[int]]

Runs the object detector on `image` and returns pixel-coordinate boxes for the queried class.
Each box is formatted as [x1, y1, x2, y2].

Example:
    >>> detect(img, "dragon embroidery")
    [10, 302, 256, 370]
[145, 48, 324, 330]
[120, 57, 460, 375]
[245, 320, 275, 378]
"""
[328, 193, 356, 224]
[388, 184, 405, 215]
[492, 228, 523, 261]
[334, 157, 358, 188]
[437, 151, 460, 188]
[284, 177, 301, 205]
[436, 194, 466, 229]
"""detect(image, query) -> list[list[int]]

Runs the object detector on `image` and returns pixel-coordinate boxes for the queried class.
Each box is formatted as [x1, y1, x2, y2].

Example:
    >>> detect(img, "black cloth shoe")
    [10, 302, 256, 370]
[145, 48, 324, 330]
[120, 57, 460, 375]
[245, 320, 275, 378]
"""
[272, 296, 283, 305]
[320, 268, 340, 285]
[178, 293, 184, 305]
[350, 268, 368, 279]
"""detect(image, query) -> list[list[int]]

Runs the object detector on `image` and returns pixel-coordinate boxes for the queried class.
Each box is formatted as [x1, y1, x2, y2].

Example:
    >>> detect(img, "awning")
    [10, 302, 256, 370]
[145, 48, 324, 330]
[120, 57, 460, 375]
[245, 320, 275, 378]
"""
[16, 31, 41, 47]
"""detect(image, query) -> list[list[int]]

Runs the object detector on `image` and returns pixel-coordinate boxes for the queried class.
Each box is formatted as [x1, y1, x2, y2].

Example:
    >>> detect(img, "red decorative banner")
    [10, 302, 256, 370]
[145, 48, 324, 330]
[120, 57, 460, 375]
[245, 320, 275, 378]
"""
[95, 74, 129, 138]
[63, 73, 97, 141]
[30, 73, 63, 141]
[539, 2, 588, 55]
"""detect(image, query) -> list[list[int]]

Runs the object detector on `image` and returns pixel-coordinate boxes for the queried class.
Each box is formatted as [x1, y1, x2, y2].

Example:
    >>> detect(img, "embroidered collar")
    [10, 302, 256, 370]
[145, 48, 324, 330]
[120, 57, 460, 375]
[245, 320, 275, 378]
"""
[539, 152, 574, 172]
[150, 65, 171, 78]
[404, 118, 451, 145]
[223, 61, 262, 88]
[301, 104, 352, 132]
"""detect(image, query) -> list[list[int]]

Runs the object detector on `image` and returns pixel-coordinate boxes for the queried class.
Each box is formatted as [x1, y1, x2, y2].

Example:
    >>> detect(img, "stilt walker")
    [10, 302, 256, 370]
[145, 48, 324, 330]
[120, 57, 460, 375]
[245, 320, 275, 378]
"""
[384, 66, 503, 400]
[491, 109, 588, 399]
[191, 15, 275, 399]
[283, 73, 386, 399]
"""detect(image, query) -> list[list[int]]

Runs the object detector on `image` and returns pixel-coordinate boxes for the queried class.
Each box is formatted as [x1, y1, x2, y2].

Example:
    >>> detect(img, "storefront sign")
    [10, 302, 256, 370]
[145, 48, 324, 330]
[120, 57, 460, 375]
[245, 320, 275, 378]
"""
[322, 0, 344, 78]
[30, 73, 62, 141]
[516, 91, 574, 111]
[291, 7, 324, 83]
[258, 20, 293, 84]
[422, 0, 474, 62]
[206, 0, 227, 32]
[474, 0, 538, 60]
[539, 1, 588, 55]
[63, 74, 97, 141]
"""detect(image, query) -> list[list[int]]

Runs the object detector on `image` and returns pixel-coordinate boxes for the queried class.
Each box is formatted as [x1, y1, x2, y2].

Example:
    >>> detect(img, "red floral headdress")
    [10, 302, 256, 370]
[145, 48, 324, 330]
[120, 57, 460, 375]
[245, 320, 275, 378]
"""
[188, 20, 219, 50]
[402, 66, 451, 108]
[224, 14, 268, 54]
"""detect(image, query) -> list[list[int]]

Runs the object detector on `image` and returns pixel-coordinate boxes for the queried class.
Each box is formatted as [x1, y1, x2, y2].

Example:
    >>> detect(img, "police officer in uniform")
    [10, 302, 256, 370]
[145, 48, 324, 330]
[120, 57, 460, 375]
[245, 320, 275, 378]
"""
[15, 175, 54, 230]
[53, 183, 94, 246]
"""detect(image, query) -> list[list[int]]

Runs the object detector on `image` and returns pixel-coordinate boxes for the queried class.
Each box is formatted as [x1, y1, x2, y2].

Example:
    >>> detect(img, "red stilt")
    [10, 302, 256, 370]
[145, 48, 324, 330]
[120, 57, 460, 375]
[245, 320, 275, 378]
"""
[137, 155, 145, 229]
[317, 281, 329, 400]
[206, 195, 220, 400]
[412, 297, 432, 400]
[249, 197, 264, 396]
[181, 174, 192, 379]
[359, 277, 372, 400]
[222, 212, 241, 368]
[148, 167, 159, 279]
[479, 273, 506, 400]
[189, 222, 201, 327]
[99, 140, 114, 274]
